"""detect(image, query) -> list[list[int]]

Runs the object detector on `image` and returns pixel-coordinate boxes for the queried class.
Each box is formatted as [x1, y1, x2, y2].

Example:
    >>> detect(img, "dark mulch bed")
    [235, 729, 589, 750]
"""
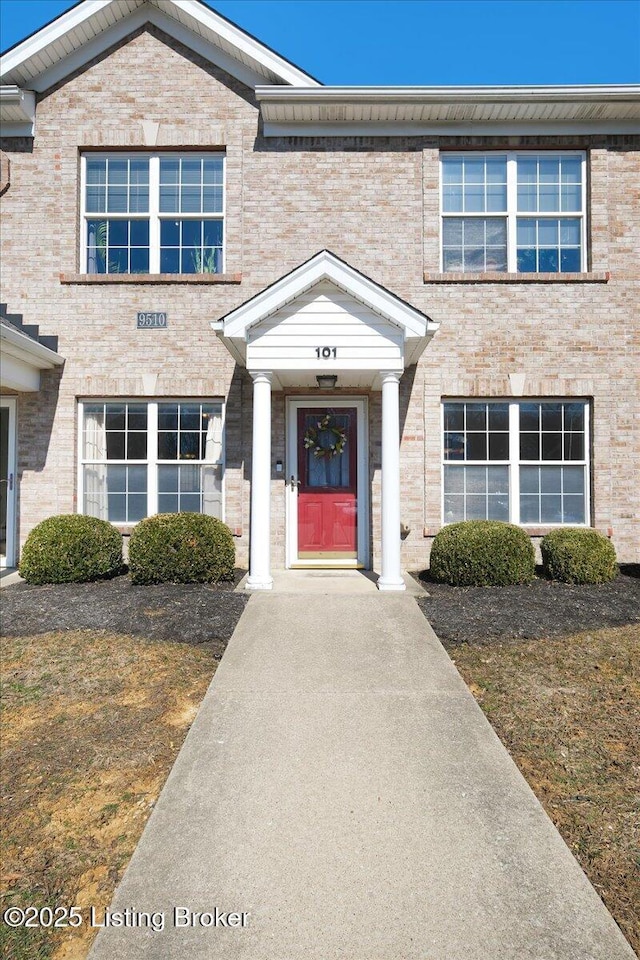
[1, 570, 249, 658]
[414, 565, 640, 645]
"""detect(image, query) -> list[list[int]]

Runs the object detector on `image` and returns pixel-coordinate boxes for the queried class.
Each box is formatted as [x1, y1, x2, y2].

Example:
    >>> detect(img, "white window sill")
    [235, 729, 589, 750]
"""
[423, 271, 610, 284]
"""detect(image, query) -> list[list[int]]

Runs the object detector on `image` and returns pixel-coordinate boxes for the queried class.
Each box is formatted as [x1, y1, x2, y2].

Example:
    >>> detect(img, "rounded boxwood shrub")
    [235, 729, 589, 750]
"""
[19, 514, 123, 585]
[128, 512, 235, 585]
[541, 528, 617, 584]
[429, 520, 535, 587]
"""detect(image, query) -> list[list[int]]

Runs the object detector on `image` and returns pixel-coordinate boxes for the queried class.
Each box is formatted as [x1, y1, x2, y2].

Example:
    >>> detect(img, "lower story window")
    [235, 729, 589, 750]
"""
[80, 400, 224, 523]
[443, 400, 589, 526]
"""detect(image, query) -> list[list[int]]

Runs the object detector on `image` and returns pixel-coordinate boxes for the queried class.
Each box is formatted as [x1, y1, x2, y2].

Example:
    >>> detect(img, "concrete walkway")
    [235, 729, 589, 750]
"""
[89, 587, 634, 959]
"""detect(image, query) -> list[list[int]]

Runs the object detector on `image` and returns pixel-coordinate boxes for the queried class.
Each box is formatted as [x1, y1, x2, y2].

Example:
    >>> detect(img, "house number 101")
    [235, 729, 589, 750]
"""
[315, 346, 337, 359]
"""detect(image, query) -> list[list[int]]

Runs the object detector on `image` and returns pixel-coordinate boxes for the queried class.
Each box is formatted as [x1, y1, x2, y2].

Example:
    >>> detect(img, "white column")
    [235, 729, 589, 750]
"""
[246, 371, 273, 590]
[378, 370, 405, 592]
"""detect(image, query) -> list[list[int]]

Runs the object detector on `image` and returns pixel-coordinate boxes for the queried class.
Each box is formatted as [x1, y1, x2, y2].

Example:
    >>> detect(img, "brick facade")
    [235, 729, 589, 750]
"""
[1, 27, 639, 567]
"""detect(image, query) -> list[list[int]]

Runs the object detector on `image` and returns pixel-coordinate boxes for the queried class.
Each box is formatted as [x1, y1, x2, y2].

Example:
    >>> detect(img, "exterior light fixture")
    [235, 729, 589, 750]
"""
[316, 375, 338, 389]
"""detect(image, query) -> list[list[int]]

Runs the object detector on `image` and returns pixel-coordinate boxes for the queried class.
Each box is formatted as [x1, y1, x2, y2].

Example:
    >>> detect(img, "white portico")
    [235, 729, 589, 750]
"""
[212, 251, 439, 591]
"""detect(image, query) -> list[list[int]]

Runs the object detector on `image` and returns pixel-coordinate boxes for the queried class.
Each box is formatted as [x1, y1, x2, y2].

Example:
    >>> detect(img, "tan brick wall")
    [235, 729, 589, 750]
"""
[1, 26, 638, 568]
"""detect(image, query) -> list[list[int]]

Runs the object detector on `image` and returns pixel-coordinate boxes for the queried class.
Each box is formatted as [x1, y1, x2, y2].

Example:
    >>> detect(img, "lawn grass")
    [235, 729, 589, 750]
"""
[1, 630, 215, 960]
[446, 624, 639, 956]
[2, 619, 638, 958]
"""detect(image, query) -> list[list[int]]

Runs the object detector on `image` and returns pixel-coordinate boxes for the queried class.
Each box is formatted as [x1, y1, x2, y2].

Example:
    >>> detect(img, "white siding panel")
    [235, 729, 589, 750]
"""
[255, 317, 399, 334]
[245, 283, 405, 372]
[251, 333, 398, 347]
[250, 345, 401, 359]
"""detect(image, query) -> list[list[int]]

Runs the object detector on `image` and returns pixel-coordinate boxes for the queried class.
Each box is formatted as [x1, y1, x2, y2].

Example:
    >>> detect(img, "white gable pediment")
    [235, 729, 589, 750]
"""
[0, 0, 320, 103]
[213, 251, 439, 389]
[247, 279, 405, 371]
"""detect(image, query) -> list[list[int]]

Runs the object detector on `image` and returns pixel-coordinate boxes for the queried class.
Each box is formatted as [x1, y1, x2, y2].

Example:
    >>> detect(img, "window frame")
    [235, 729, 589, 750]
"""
[440, 399, 591, 527]
[78, 399, 226, 525]
[80, 152, 226, 275]
[439, 151, 587, 274]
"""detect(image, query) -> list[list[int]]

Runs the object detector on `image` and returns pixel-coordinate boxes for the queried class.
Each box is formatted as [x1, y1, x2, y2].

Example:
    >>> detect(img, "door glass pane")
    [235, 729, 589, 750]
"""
[302, 412, 351, 489]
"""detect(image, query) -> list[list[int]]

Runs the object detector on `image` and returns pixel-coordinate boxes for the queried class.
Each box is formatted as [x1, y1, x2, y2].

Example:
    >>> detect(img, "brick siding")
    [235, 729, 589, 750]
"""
[1, 27, 638, 567]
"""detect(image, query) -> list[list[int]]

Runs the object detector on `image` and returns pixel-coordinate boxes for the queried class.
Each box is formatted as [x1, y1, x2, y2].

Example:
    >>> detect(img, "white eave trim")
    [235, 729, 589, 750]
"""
[0, 322, 65, 370]
[215, 250, 438, 348]
[0, 0, 320, 92]
[258, 84, 640, 102]
[256, 84, 640, 136]
[0, 85, 36, 136]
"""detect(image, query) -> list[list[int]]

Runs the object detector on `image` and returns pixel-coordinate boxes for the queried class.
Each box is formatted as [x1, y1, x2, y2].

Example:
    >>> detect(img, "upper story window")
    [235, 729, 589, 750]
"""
[440, 152, 586, 273]
[82, 153, 225, 275]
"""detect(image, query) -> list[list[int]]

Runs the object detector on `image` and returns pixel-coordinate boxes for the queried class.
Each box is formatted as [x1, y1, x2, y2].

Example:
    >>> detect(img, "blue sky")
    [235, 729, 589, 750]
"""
[1, 0, 639, 84]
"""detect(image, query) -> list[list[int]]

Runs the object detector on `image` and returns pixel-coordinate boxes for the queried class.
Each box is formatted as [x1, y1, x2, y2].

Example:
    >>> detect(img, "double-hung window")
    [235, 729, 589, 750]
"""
[443, 400, 589, 526]
[80, 401, 224, 523]
[441, 152, 586, 273]
[82, 153, 224, 274]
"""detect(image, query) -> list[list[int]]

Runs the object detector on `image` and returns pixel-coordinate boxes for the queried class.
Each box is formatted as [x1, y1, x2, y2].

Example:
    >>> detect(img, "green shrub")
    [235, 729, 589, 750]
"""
[429, 520, 535, 587]
[128, 512, 235, 585]
[541, 528, 617, 584]
[19, 514, 123, 585]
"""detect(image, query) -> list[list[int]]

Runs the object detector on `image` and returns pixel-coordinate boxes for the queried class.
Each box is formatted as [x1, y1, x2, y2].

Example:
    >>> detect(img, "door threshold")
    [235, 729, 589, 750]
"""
[289, 563, 365, 570]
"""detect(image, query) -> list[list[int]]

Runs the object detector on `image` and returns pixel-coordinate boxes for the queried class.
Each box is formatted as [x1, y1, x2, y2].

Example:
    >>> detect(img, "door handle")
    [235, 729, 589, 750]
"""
[0, 474, 13, 491]
[290, 475, 301, 490]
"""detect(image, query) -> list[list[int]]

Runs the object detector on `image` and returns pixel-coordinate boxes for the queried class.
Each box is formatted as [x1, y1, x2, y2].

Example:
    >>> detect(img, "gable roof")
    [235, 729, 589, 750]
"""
[213, 250, 439, 373]
[1, 1, 637, 139]
[0, 0, 321, 93]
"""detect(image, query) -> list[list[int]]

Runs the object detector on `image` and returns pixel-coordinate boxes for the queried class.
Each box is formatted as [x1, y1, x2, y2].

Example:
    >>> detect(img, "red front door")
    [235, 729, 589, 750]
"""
[297, 407, 357, 559]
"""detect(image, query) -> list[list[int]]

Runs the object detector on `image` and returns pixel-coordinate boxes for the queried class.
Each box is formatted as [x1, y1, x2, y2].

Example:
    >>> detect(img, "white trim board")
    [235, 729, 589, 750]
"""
[0, 0, 320, 92]
[0, 398, 17, 568]
[286, 397, 369, 570]
[219, 251, 438, 341]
